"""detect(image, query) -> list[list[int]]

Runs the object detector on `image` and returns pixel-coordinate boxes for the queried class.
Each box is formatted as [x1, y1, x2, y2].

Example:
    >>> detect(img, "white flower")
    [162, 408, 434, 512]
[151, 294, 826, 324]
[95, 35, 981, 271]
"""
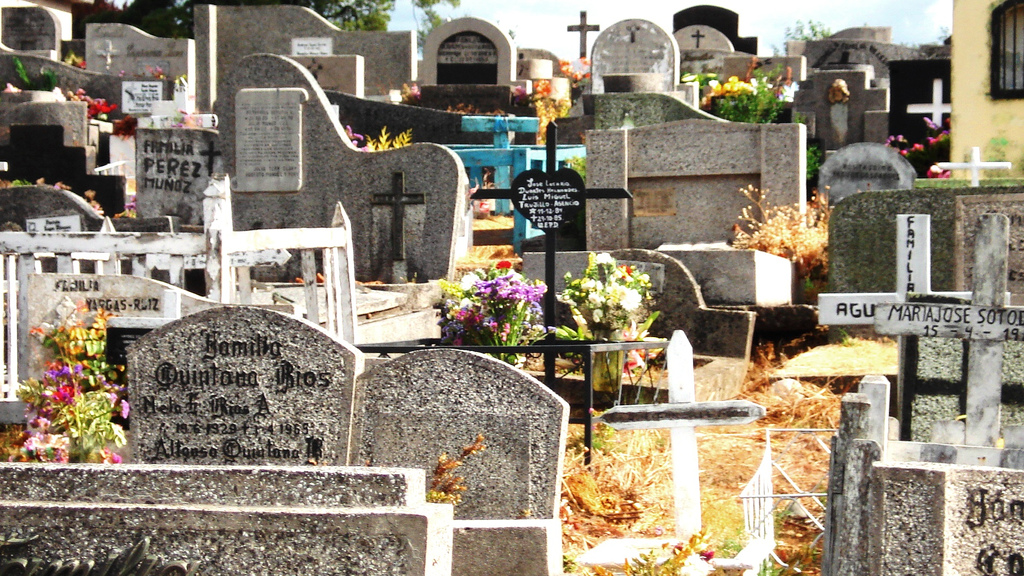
[592, 309, 604, 322]
[620, 289, 642, 311]
[588, 292, 605, 305]
[594, 253, 614, 265]
[581, 278, 597, 291]
[459, 273, 481, 291]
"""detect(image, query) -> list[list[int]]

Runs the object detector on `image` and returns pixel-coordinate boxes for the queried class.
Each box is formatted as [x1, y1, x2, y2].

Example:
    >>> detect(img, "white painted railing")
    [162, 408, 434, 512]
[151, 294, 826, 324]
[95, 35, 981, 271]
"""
[1, 175, 356, 402]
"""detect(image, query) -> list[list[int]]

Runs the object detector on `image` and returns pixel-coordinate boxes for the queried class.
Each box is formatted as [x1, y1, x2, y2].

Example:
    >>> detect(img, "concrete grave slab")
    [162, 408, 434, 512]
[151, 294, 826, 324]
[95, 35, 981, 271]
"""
[215, 53, 467, 283]
[129, 306, 364, 466]
[658, 244, 793, 306]
[85, 23, 194, 83]
[194, 4, 415, 108]
[591, 19, 679, 94]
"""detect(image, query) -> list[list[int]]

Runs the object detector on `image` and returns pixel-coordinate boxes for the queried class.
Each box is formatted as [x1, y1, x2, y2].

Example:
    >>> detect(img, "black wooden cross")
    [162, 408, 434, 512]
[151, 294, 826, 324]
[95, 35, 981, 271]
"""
[691, 28, 706, 48]
[567, 11, 600, 59]
[372, 172, 424, 261]
[471, 122, 631, 381]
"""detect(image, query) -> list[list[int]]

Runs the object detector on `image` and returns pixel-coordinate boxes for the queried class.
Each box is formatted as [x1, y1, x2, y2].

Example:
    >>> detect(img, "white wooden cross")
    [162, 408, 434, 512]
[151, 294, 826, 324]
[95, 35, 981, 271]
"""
[906, 78, 951, 124]
[594, 330, 765, 538]
[875, 214, 1017, 447]
[818, 214, 976, 327]
[937, 147, 1013, 187]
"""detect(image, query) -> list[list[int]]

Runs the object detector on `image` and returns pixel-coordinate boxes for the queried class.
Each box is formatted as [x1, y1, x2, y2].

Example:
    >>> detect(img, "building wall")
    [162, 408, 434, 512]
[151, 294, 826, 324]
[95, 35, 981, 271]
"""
[951, 0, 1024, 177]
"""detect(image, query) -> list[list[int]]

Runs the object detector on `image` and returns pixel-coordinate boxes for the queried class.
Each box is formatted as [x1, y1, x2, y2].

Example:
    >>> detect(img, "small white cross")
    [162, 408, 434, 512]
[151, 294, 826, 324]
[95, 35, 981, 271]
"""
[937, 147, 1013, 187]
[96, 40, 120, 71]
[906, 78, 951, 124]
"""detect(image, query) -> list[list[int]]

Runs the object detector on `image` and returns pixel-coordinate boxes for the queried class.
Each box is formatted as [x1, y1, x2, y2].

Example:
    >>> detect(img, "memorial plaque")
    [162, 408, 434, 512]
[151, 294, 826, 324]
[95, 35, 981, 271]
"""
[121, 81, 165, 114]
[234, 87, 307, 192]
[876, 301, 1024, 341]
[435, 32, 499, 84]
[818, 142, 916, 204]
[632, 187, 676, 217]
[25, 215, 82, 232]
[956, 194, 1024, 294]
[291, 37, 333, 56]
[510, 168, 584, 230]
[130, 306, 362, 465]
[1, 7, 59, 52]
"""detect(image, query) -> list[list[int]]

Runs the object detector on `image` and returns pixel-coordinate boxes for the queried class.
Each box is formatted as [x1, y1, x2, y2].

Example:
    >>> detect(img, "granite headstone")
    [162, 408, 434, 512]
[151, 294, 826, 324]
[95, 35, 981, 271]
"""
[129, 306, 364, 466]
[135, 127, 223, 224]
[818, 142, 916, 204]
[215, 54, 467, 283]
[85, 23, 194, 82]
[420, 18, 516, 86]
[1, 7, 59, 53]
[354, 348, 567, 521]
[590, 19, 679, 94]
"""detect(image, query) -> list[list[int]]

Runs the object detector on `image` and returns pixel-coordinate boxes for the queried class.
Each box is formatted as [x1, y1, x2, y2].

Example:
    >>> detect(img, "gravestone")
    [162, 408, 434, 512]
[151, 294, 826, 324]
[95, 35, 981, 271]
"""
[818, 142, 916, 204]
[787, 27, 925, 79]
[292, 55, 363, 97]
[672, 6, 757, 54]
[0, 125, 125, 216]
[1, 7, 60, 54]
[129, 306, 364, 465]
[590, 20, 679, 94]
[0, 463, 453, 576]
[889, 59, 951, 145]
[567, 11, 599, 59]
[585, 120, 805, 248]
[194, 4, 416, 108]
[354, 348, 567, 575]
[0, 185, 105, 231]
[873, 462, 1024, 576]
[0, 99, 90, 147]
[956, 195, 1024, 296]
[420, 18, 515, 86]
[355, 348, 566, 521]
[135, 127, 223, 224]
[792, 69, 890, 152]
[85, 23, 194, 83]
[722, 55, 807, 82]
[215, 53, 467, 283]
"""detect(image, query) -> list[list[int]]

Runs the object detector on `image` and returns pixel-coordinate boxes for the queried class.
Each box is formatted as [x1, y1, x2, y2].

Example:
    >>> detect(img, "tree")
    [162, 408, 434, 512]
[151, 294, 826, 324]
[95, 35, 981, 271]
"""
[784, 20, 832, 42]
[78, 0, 458, 39]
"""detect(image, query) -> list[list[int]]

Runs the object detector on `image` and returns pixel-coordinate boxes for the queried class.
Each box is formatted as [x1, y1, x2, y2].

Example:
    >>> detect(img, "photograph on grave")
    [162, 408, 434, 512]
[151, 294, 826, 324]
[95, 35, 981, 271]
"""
[129, 306, 364, 466]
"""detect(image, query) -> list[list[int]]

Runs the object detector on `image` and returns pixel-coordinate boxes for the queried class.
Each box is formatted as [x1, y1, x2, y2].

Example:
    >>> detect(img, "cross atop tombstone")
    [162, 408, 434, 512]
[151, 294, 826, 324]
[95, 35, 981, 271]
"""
[594, 331, 765, 538]
[875, 214, 1018, 447]
[567, 11, 600, 59]
[906, 78, 951, 125]
[938, 147, 1013, 187]
[96, 39, 120, 71]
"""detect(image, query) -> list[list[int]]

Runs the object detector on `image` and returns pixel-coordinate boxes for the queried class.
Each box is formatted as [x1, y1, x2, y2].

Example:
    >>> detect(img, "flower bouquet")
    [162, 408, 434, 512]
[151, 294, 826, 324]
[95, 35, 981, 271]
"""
[438, 261, 548, 366]
[557, 253, 660, 392]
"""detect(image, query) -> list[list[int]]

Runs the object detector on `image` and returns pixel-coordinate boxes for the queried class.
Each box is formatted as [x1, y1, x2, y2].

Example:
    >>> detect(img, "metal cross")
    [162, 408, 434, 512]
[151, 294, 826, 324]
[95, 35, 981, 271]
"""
[691, 28, 706, 48]
[371, 172, 424, 261]
[567, 11, 600, 59]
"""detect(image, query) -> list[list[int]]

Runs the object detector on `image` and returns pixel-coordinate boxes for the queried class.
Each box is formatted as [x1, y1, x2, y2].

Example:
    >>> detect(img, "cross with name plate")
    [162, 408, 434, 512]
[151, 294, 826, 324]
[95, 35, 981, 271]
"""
[874, 213, 1016, 447]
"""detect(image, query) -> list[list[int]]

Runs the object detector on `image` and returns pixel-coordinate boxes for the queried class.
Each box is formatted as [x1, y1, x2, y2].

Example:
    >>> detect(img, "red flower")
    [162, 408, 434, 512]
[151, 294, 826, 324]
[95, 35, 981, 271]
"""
[496, 260, 512, 270]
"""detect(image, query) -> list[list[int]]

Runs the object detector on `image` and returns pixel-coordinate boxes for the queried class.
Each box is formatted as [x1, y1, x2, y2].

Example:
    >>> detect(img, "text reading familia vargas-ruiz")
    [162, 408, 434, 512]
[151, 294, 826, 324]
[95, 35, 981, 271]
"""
[139, 331, 337, 463]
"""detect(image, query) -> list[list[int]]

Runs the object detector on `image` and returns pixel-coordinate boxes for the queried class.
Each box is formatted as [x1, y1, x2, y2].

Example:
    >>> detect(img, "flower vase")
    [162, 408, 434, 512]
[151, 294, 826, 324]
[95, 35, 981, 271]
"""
[591, 329, 624, 394]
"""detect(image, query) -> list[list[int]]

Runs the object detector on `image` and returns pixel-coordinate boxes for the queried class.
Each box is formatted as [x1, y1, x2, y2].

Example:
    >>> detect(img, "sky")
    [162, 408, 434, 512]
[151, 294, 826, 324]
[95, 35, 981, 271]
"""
[388, 0, 953, 61]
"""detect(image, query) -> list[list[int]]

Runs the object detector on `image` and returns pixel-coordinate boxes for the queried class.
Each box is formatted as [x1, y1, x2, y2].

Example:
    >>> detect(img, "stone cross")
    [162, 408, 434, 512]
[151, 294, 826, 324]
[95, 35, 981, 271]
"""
[371, 172, 423, 261]
[96, 39, 120, 71]
[567, 11, 600, 59]
[876, 214, 1017, 447]
[906, 78, 951, 124]
[595, 331, 765, 538]
[690, 28, 706, 48]
[938, 147, 1013, 187]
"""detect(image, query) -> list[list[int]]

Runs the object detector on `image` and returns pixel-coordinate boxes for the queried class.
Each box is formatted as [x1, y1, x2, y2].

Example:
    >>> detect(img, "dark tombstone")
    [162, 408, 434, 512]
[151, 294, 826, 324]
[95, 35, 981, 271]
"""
[0, 185, 104, 231]
[888, 59, 951, 145]
[1, 7, 60, 53]
[672, 5, 757, 54]
[436, 32, 499, 85]
[0, 125, 125, 216]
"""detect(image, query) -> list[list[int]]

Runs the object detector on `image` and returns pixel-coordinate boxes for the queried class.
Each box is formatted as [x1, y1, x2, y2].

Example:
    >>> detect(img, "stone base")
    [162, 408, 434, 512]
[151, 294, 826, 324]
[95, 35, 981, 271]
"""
[658, 244, 794, 306]
[452, 519, 561, 576]
[358, 308, 440, 344]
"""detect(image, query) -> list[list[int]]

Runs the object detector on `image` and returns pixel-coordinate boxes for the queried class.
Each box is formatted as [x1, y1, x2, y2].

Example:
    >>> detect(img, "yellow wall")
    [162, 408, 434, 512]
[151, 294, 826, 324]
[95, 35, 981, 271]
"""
[952, 0, 1024, 177]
